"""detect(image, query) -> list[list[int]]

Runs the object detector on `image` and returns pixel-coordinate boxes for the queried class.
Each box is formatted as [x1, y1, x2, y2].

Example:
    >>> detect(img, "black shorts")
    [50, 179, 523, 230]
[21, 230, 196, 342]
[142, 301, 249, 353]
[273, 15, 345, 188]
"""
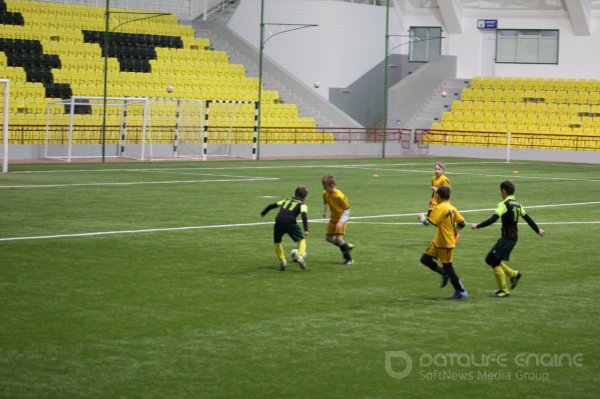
[488, 237, 517, 262]
[273, 222, 304, 243]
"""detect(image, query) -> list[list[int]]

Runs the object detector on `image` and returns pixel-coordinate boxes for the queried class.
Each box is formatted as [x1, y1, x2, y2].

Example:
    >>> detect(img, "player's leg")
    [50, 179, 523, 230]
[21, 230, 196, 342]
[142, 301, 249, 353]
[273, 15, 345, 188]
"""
[442, 262, 467, 299]
[289, 225, 307, 270]
[420, 254, 444, 275]
[501, 261, 522, 289]
[421, 245, 448, 288]
[440, 249, 467, 299]
[485, 252, 509, 297]
[273, 224, 287, 271]
[325, 222, 352, 264]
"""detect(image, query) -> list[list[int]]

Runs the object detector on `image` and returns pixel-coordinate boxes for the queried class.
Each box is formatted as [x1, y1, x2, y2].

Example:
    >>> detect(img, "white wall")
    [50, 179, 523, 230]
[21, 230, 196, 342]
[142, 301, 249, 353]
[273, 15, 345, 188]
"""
[228, 1, 600, 91]
[228, 0, 401, 97]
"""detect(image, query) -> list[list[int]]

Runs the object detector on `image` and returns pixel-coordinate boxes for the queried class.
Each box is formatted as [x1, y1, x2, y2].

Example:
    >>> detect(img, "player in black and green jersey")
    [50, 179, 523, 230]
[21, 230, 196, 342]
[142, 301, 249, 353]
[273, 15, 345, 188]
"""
[261, 187, 309, 271]
[471, 180, 545, 297]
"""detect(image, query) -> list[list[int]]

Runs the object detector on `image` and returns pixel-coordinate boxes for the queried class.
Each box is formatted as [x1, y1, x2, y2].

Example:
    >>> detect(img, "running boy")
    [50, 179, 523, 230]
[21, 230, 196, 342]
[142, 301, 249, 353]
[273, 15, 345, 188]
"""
[260, 187, 309, 271]
[322, 174, 353, 265]
[470, 180, 545, 297]
[418, 186, 468, 300]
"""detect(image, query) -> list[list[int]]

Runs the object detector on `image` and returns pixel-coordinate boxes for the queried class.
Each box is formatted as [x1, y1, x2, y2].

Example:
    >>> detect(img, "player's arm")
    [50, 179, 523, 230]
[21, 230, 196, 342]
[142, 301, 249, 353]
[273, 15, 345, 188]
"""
[301, 204, 309, 236]
[471, 214, 499, 229]
[523, 214, 545, 237]
[260, 202, 279, 217]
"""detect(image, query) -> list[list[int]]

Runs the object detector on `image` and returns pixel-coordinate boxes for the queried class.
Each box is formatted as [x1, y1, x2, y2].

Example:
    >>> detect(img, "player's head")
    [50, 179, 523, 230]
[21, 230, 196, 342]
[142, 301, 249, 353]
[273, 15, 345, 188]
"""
[295, 186, 308, 200]
[436, 185, 451, 201]
[434, 161, 446, 176]
[500, 180, 515, 197]
[322, 173, 336, 190]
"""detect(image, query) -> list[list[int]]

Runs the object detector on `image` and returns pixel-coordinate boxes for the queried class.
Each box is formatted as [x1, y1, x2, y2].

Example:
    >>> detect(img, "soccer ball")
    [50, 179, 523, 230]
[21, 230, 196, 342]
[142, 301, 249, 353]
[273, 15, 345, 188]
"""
[441, 90, 448, 97]
[313, 81, 320, 89]
[291, 249, 299, 261]
[166, 86, 174, 93]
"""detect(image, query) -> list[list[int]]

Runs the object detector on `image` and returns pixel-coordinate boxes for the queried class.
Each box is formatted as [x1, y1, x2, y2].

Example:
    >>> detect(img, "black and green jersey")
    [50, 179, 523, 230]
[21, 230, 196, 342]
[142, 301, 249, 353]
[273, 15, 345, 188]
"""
[476, 195, 540, 240]
[261, 197, 309, 232]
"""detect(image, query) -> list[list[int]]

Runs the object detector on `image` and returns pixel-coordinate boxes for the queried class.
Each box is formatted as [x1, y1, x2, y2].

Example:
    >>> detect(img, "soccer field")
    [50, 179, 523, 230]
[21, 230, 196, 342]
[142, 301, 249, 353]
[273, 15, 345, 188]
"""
[1, 158, 599, 398]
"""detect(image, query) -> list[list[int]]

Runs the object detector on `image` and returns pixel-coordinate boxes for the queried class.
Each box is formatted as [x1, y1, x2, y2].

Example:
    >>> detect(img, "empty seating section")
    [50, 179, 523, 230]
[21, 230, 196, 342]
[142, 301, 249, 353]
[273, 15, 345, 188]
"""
[0, 0, 332, 145]
[431, 76, 600, 150]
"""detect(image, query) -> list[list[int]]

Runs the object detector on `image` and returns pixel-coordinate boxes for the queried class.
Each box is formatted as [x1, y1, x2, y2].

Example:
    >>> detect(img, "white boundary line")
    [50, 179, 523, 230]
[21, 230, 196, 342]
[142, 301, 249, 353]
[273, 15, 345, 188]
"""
[1, 201, 599, 242]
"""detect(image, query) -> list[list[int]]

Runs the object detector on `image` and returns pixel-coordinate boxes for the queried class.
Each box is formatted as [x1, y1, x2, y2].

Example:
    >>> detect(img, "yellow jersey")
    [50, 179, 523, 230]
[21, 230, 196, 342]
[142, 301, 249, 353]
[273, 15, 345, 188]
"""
[430, 174, 451, 207]
[427, 201, 464, 249]
[323, 188, 350, 222]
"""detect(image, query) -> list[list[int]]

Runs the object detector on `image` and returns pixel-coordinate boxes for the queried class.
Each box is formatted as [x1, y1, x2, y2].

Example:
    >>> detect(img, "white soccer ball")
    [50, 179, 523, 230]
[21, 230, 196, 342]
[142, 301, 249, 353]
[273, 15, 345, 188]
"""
[313, 81, 320, 89]
[441, 90, 448, 97]
[291, 249, 299, 261]
[166, 86, 174, 93]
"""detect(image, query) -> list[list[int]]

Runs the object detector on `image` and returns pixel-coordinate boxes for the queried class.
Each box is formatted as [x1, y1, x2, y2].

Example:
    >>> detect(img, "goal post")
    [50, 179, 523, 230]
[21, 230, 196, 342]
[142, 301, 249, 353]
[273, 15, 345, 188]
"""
[44, 96, 150, 162]
[1, 79, 9, 173]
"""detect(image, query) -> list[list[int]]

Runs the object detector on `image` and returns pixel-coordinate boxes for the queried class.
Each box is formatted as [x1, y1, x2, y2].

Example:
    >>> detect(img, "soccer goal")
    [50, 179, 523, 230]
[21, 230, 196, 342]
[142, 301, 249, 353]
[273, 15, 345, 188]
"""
[44, 96, 150, 162]
[0, 79, 9, 173]
[202, 100, 258, 160]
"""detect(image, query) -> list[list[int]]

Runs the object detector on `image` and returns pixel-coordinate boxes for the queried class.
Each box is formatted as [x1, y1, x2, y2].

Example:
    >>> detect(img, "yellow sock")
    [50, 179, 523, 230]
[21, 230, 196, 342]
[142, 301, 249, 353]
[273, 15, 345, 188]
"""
[298, 239, 307, 258]
[274, 243, 285, 261]
[500, 261, 518, 278]
[493, 266, 508, 292]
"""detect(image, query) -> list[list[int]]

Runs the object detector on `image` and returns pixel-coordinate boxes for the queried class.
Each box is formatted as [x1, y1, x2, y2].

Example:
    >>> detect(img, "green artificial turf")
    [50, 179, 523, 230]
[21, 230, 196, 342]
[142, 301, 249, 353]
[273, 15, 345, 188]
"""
[1, 157, 599, 398]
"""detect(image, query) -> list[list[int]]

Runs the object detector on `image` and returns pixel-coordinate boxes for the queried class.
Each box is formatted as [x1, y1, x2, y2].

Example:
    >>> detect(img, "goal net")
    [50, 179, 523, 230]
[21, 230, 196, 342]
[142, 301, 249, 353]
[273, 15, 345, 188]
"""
[0, 79, 8, 173]
[44, 96, 150, 162]
[147, 98, 205, 161]
[202, 100, 258, 160]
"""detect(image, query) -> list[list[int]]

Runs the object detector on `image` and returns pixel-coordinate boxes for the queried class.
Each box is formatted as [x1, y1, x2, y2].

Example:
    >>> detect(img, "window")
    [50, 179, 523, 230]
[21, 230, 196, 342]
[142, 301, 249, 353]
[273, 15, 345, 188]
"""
[496, 29, 559, 64]
[409, 26, 442, 62]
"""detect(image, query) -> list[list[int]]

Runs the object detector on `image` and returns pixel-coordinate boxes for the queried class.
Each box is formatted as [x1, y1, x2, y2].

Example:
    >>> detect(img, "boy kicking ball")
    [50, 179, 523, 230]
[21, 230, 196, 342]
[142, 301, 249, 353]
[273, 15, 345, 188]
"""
[261, 187, 309, 271]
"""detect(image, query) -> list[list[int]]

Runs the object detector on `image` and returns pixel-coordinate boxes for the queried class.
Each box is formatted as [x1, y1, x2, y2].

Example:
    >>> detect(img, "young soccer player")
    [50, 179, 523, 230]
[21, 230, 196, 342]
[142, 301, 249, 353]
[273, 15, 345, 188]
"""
[322, 173, 353, 265]
[428, 161, 451, 214]
[260, 187, 309, 271]
[418, 186, 468, 300]
[424, 161, 459, 242]
[470, 180, 545, 297]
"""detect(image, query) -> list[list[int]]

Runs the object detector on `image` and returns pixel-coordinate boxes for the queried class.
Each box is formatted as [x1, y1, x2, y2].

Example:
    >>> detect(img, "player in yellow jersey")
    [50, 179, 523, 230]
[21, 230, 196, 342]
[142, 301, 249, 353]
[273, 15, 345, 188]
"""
[428, 161, 451, 212]
[322, 174, 353, 265]
[418, 186, 468, 299]
[424, 161, 459, 242]
[261, 187, 309, 271]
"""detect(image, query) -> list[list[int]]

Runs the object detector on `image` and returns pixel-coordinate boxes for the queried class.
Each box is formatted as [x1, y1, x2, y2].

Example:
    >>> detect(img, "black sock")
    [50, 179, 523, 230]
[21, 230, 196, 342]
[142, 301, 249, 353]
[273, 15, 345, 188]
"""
[420, 254, 444, 275]
[442, 263, 465, 292]
[339, 243, 352, 260]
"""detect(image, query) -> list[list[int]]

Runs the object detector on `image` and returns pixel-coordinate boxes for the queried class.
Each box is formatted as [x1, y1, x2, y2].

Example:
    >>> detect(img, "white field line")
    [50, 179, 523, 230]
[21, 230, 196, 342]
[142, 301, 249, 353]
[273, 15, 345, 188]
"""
[0, 175, 278, 189]
[8, 161, 526, 174]
[1, 201, 599, 242]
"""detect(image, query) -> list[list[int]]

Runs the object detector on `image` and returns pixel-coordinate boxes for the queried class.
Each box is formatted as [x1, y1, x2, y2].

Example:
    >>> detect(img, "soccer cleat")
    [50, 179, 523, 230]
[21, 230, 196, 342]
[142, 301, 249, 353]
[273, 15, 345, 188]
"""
[440, 273, 449, 288]
[342, 259, 353, 266]
[510, 272, 522, 290]
[494, 290, 510, 298]
[280, 260, 287, 271]
[296, 256, 307, 270]
[449, 290, 468, 300]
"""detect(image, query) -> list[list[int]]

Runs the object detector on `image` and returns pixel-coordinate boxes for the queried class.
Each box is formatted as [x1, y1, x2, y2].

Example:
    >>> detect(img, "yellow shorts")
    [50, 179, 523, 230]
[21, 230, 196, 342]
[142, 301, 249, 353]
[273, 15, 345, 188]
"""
[424, 243, 455, 264]
[326, 221, 346, 236]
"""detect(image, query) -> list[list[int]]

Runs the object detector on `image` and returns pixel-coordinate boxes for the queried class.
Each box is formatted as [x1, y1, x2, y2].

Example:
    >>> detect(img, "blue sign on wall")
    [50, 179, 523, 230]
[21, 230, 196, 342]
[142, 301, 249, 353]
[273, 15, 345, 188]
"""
[477, 19, 498, 29]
